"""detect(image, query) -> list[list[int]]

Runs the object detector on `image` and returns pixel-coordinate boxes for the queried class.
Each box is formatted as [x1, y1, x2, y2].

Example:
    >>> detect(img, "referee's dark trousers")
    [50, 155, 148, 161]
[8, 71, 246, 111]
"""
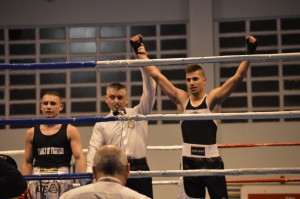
[126, 157, 153, 198]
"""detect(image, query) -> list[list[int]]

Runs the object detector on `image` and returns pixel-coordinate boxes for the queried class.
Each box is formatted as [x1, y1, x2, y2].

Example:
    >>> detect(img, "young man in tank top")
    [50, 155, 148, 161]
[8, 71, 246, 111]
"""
[22, 91, 86, 199]
[130, 34, 257, 199]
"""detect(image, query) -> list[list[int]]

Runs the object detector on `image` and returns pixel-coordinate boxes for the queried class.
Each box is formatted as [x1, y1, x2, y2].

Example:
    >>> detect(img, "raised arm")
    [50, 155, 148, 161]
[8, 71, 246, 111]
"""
[136, 66, 156, 115]
[130, 34, 189, 113]
[22, 128, 34, 175]
[207, 36, 258, 111]
[67, 125, 86, 173]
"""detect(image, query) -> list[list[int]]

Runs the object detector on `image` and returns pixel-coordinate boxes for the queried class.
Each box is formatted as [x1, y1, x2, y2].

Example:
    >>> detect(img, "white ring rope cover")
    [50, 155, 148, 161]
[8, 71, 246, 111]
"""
[1, 53, 300, 70]
[2, 141, 300, 155]
[129, 168, 300, 178]
[96, 52, 300, 68]
[0, 110, 300, 126]
[22, 168, 300, 180]
[128, 110, 300, 121]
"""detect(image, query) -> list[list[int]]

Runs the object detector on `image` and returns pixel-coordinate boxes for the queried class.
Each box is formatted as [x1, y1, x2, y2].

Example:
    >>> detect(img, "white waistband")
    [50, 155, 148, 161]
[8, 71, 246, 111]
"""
[182, 143, 219, 158]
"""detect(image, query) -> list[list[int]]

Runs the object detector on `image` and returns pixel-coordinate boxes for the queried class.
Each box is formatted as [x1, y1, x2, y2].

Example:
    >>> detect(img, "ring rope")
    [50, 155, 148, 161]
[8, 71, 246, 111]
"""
[23, 167, 300, 180]
[70, 177, 300, 186]
[96, 52, 300, 67]
[0, 62, 96, 70]
[1, 141, 300, 155]
[152, 181, 179, 186]
[1, 53, 299, 70]
[218, 142, 300, 148]
[147, 142, 300, 150]
[226, 177, 300, 183]
[153, 177, 300, 185]
[129, 168, 300, 178]
[0, 110, 299, 125]
[0, 116, 118, 126]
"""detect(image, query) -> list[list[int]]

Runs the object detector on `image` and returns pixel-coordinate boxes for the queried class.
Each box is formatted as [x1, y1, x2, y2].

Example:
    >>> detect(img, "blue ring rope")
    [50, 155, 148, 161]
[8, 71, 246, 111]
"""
[1, 53, 300, 70]
[0, 116, 118, 126]
[0, 62, 96, 70]
[24, 173, 93, 181]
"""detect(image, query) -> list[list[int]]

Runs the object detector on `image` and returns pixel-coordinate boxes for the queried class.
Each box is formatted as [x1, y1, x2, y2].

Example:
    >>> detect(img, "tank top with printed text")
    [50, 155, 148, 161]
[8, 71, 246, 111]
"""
[33, 124, 72, 168]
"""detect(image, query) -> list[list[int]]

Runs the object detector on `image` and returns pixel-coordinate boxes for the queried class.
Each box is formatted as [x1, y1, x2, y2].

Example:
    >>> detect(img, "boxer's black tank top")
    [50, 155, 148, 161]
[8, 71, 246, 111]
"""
[33, 124, 72, 168]
[181, 96, 217, 145]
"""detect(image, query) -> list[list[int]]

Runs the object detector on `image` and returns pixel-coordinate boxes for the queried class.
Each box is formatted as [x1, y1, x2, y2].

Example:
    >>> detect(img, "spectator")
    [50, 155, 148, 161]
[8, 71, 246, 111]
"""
[0, 154, 27, 199]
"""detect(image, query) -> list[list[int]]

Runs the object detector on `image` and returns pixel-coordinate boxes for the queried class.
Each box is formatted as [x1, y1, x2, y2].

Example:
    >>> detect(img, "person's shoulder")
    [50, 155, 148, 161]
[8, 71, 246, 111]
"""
[66, 124, 79, 132]
[60, 184, 94, 198]
[125, 107, 134, 113]
[123, 186, 151, 199]
[66, 124, 81, 139]
[26, 126, 34, 133]
[25, 127, 35, 137]
[131, 104, 142, 114]
[94, 120, 106, 128]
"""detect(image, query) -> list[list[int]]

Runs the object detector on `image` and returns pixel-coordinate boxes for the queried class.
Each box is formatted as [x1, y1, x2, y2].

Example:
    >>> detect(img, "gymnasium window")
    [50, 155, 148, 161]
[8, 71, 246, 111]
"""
[0, 23, 187, 129]
[215, 17, 300, 123]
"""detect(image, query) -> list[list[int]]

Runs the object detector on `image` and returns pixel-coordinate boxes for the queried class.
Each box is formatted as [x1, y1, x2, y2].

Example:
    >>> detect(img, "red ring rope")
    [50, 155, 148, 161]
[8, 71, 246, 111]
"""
[218, 142, 300, 148]
[227, 177, 300, 183]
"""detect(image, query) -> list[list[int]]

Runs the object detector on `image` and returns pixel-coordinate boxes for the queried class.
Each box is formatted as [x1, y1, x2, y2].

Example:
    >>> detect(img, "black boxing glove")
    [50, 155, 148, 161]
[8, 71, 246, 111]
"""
[246, 37, 258, 54]
[130, 35, 144, 54]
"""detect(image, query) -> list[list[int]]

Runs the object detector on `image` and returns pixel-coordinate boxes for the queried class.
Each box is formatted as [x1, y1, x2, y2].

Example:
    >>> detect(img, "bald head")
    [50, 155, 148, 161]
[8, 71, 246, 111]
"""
[94, 145, 129, 177]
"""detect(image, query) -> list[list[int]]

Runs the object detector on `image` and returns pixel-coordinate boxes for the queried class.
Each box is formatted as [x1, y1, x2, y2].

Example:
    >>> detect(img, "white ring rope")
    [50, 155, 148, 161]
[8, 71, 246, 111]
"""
[0, 147, 182, 156]
[147, 146, 182, 150]
[96, 52, 300, 68]
[152, 181, 179, 185]
[3, 141, 300, 155]
[127, 110, 300, 121]
[74, 177, 300, 186]
[21, 168, 300, 180]
[129, 168, 300, 178]
[1, 148, 175, 156]
[149, 177, 300, 185]
[1, 110, 299, 126]
[1, 53, 300, 70]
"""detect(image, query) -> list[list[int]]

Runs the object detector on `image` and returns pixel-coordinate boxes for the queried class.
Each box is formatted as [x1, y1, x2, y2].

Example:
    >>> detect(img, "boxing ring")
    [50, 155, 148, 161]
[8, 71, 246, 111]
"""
[1, 52, 300, 198]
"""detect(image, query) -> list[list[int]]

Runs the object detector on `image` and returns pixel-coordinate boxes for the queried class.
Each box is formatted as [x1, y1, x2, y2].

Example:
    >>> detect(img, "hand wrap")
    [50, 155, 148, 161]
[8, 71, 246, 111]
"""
[20, 189, 31, 199]
[246, 37, 258, 54]
[130, 35, 144, 54]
